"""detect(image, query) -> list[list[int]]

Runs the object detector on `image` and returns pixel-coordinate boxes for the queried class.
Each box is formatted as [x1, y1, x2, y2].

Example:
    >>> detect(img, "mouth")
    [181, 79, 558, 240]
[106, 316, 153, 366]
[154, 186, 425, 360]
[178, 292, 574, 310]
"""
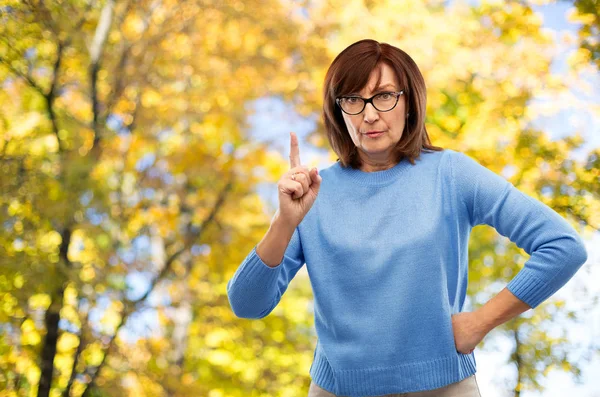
[364, 131, 385, 138]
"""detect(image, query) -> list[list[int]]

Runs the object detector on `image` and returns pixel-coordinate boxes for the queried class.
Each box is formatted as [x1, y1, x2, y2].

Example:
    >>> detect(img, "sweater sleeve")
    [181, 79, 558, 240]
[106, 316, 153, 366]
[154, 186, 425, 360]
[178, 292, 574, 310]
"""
[449, 150, 588, 309]
[226, 226, 305, 319]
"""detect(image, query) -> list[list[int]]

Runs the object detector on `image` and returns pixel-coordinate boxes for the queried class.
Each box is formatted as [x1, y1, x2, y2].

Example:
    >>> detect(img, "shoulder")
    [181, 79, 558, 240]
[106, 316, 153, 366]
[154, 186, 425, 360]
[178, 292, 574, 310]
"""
[316, 160, 341, 176]
[418, 148, 454, 170]
[437, 148, 481, 169]
[419, 147, 454, 161]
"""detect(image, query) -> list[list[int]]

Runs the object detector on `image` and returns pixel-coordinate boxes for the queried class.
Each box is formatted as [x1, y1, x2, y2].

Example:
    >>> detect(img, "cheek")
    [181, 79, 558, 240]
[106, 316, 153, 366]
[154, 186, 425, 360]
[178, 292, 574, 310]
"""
[344, 117, 357, 131]
[343, 119, 360, 136]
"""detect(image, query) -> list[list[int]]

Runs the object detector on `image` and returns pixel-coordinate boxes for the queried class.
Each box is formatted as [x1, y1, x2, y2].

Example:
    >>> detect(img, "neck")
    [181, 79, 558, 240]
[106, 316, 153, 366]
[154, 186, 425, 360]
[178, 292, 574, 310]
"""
[359, 156, 396, 172]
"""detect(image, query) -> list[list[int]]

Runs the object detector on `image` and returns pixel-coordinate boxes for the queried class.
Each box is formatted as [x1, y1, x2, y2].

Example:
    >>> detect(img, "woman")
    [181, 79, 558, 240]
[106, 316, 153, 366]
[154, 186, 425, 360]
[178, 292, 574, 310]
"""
[226, 39, 588, 397]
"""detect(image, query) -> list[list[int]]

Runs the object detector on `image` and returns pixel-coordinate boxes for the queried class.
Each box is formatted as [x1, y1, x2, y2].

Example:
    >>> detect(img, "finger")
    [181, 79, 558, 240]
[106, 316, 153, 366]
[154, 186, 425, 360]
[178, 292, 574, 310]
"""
[280, 178, 304, 199]
[296, 168, 321, 195]
[292, 180, 304, 199]
[289, 166, 311, 186]
[291, 172, 309, 197]
[289, 132, 301, 169]
[290, 166, 310, 176]
[309, 167, 322, 185]
[291, 165, 311, 175]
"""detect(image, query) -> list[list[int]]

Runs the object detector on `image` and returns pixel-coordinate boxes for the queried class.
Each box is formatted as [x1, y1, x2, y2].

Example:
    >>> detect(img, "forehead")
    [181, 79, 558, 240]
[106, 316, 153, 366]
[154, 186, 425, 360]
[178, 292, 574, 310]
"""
[355, 64, 399, 95]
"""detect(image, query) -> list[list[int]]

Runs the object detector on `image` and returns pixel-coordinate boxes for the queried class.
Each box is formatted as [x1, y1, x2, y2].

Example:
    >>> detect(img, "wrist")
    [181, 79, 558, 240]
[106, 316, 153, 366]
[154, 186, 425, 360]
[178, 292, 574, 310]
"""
[473, 287, 532, 334]
[474, 307, 496, 334]
[272, 211, 297, 233]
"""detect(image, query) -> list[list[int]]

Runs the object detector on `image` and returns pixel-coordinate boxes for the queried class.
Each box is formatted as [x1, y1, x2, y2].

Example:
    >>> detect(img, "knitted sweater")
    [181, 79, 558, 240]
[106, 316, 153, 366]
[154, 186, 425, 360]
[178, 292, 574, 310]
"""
[226, 148, 588, 396]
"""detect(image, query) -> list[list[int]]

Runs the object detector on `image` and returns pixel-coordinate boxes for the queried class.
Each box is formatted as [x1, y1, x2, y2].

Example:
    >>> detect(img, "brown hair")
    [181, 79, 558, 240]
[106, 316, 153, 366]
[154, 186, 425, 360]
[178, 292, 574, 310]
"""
[322, 39, 443, 169]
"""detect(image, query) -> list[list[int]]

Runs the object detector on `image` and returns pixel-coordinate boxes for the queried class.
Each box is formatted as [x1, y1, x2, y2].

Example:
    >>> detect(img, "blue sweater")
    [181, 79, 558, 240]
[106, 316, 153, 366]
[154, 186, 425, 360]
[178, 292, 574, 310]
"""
[226, 148, 588, 396]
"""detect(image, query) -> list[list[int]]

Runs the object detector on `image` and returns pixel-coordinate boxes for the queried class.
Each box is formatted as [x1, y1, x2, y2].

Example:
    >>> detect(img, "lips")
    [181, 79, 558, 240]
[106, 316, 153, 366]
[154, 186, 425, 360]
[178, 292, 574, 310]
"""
[365, 131, 384, 138]
[365, 130, 384, 135]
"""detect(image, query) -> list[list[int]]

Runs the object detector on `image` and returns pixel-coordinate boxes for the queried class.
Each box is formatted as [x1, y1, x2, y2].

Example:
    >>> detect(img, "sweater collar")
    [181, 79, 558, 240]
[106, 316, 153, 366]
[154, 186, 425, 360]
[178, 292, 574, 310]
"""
[336, 156, 414, 186]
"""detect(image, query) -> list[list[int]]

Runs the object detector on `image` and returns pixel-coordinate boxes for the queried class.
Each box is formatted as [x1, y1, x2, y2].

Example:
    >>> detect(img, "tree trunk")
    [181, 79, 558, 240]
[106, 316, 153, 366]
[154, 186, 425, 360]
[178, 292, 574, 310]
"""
[37, 290, 64, 397]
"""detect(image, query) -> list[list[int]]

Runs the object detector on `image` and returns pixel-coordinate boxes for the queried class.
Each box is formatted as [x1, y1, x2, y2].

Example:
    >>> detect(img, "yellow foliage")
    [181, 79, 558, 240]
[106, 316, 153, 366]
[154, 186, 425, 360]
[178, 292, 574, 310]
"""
[2, 293, 18, 315]
[57, 333, 80, 352]
[13, 274, 24, 289]
[122, 13, 146, 41]
[20, 319, 40, 346]
[206, 349, 234, 367]
[39, 230, 62, 253]
[8, 112, 43, 138]
[28, 294, 51, 310]
[141, 89, 162, 108]
[205, 329, 229, 347]
[208, 389, 225, 397]
[60, 304, 81, 326]
[100, 306, 122, 332]
[239, 363, 259, 383]
[567, 47, 593, 70]
[181, 373, 194, 385]
[26, 364, 41, 387]
[263, 150, 289, 181]
[272, 330, 285, 343]
[566, 9, 596, 25]
[79, 265, 96, 282]
[83, 342, 104, 366]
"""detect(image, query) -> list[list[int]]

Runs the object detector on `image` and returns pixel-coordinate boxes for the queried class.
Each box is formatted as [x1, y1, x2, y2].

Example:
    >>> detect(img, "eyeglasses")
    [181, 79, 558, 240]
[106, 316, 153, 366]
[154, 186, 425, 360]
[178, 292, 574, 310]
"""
[335, 90, 405, 115]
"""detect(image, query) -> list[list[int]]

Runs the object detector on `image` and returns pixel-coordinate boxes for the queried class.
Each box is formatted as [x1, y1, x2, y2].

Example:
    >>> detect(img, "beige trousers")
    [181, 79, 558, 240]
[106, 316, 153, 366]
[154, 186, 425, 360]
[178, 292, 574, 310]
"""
[308, 374, 481, 397]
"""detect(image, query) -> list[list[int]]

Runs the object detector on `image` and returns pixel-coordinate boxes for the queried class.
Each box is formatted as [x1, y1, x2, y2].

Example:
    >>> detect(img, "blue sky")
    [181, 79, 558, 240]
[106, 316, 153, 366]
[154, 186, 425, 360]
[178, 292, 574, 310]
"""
[528, 2, 600, 162]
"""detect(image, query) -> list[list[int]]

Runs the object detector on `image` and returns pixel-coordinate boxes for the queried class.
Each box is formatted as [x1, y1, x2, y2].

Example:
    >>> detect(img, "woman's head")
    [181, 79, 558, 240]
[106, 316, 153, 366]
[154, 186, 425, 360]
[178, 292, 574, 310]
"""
[322, 39, 442, 170]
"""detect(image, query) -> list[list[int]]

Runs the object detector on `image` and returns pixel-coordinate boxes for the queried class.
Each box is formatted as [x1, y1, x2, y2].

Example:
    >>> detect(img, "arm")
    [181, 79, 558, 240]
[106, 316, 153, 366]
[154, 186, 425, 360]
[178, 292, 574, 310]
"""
[448, 150, 587, 353]
[452, 287, 531, 353]
[226, 212, 305, 319]
[256, 211, 297, 268]
[475, 287, 531, 333]
[450, 150, 588, 310]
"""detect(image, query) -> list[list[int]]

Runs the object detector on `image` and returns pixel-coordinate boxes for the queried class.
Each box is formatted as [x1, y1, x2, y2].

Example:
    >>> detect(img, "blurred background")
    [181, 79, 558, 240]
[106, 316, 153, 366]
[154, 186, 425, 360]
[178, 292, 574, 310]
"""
[1, 0, 599, 396]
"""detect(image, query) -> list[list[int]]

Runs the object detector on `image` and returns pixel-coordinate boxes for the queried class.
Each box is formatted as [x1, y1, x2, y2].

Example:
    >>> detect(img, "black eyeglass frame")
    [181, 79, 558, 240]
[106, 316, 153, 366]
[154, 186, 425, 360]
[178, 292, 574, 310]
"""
[335, 90, 405, 115]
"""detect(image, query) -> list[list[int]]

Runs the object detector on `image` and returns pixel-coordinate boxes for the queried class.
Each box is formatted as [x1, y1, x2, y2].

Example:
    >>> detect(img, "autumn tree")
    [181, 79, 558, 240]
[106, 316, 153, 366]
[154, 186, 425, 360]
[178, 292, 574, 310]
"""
[0, 0, 331, 395]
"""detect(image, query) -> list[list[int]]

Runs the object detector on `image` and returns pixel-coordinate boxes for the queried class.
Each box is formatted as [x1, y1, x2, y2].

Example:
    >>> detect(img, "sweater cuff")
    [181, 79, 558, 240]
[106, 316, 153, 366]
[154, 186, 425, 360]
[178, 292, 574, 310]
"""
[506, 267, 555, 309]
[226, 246, 283, 318]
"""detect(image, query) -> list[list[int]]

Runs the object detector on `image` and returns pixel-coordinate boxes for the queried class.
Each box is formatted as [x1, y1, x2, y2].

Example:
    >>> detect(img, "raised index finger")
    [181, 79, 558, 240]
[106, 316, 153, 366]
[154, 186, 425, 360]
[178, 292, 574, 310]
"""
[289, 132, 300, 169]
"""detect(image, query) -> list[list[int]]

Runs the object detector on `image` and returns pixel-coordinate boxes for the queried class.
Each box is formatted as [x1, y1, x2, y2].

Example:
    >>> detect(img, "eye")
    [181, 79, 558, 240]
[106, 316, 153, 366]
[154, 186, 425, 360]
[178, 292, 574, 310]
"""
[378, 93, 393, 99]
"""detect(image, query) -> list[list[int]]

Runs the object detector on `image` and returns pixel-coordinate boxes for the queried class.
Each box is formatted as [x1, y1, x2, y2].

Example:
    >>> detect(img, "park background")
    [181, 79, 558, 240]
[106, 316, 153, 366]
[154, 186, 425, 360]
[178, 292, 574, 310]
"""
[1, 0, 599, 396]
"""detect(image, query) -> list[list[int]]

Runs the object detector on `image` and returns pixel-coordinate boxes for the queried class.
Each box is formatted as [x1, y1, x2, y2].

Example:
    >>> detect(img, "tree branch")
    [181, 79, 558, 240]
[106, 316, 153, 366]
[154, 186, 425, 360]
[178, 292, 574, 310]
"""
[512, 328, 523, 397]
[62, 305, 90, 397]
[566, 207, 600, 232]
[44, 39, 65, 152]
[89, 0, 115, 150]
[0, 56, 46, 96]
[79, 175, 235, 396]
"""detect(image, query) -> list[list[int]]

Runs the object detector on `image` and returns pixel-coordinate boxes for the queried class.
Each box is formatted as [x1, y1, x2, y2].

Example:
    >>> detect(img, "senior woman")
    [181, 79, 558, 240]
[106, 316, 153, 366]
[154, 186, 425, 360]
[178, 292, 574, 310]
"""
[226, 39, 588, 397]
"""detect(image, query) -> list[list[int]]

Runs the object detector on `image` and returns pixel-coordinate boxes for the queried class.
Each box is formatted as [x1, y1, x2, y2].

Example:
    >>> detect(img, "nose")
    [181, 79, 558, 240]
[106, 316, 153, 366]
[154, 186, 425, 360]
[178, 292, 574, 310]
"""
[363, 102, 379, 123]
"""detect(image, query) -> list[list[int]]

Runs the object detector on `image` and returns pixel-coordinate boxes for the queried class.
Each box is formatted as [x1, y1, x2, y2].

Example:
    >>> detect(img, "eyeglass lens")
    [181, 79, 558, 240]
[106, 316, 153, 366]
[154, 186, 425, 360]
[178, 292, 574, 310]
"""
[339, 93, 397, 114]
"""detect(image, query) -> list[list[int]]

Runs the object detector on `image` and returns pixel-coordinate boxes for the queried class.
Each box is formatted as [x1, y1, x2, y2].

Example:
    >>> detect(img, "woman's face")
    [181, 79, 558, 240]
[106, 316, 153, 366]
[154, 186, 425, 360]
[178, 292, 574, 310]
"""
[341, 63, 407, 170]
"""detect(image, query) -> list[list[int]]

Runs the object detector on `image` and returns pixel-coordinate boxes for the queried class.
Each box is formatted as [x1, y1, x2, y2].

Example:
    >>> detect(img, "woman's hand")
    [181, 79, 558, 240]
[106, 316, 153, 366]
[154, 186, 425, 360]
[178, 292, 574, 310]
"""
[277, 132, 322, 229]
[451, 311, 488, 354]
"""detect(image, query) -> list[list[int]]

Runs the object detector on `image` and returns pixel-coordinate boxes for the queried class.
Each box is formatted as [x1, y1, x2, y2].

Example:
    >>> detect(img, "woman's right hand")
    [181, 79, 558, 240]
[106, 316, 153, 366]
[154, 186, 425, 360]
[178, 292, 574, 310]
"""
[277, 132, 322, 229]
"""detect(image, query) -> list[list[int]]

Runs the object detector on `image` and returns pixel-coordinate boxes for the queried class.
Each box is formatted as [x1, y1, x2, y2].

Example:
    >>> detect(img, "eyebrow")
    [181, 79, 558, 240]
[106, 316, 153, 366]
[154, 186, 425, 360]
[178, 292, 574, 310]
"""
[349, 83, 397, 96]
